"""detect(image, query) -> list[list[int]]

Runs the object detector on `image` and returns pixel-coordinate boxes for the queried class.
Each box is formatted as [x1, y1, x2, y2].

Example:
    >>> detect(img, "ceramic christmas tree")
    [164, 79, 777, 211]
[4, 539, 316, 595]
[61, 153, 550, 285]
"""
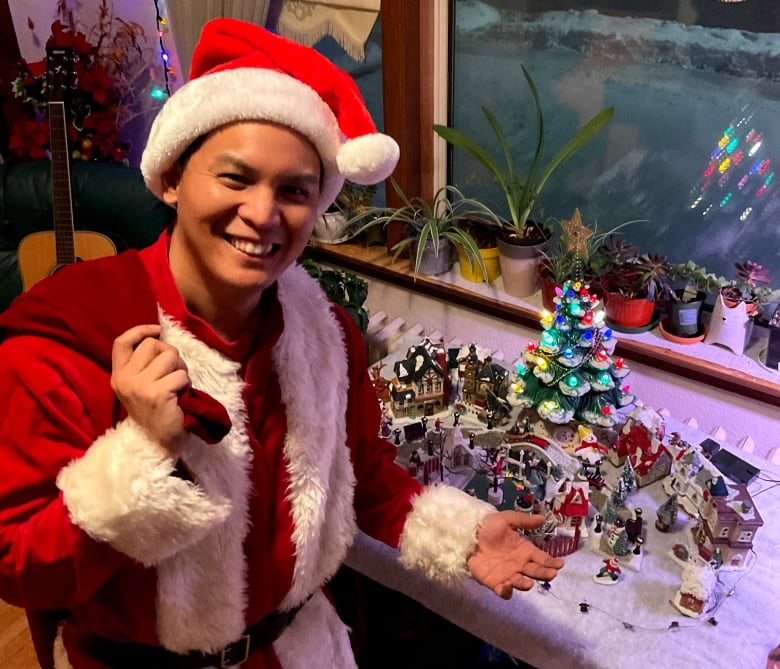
[507, 211, 635, 426]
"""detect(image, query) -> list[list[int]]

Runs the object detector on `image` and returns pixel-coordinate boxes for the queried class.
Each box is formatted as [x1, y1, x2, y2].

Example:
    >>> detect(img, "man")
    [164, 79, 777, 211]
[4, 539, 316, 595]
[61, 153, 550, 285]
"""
[0, 19, 563, 669]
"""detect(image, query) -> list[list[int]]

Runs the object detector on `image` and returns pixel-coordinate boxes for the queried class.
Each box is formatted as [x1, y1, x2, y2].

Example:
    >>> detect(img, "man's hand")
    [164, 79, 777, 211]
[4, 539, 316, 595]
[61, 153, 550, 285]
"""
[468, 511, 565, 600]
[111, 324, 190, 457]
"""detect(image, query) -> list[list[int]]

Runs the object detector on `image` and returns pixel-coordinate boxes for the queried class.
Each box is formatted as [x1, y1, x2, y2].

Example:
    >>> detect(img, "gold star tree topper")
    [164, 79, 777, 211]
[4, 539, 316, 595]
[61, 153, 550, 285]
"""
[561, 208, 593, 259]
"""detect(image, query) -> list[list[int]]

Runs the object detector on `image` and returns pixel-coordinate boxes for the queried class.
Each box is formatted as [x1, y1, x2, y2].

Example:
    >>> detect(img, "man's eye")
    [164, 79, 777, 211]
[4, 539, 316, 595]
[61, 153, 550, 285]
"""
[219, 173, 247, 185]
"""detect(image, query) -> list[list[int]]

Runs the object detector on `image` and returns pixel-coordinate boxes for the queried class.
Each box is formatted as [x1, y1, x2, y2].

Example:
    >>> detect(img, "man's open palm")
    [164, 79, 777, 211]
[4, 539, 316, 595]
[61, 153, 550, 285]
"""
[468, 511, 565, 599]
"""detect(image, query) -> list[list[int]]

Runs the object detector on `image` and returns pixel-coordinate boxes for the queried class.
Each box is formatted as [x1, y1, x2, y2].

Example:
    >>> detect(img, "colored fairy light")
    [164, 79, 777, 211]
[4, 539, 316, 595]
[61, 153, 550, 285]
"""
[574, 281, 582, 290]
[738, 175, 749, 190]
[569, 303, 581, 316]
[583, 331, 593, 341]
[717, 136, 728, 150]
[720, 193, 732, 207]
[622, 385, 631, 393]
[739, 207, 752, 221]
[603, 328, 613, 340]
[594, 311, 605, 324]
[748, 141, 762, 157]
[733, 150, 744, 166]
[538, 359, 548, 370]
[600, 373, 611, 385]
[718, 158, 731, 174]
[596, 350, 608, 361]
[511, 382, 523, 393]
[154, 0, 172, 97]
[527, 341, 536, 351]
[542, 332, 556, 347]
[691, 195, 702, 209]
[566, 375, 578, 387]
[563, 348, 574, 359]
[749, 160, 762, 174]
[557, 314, 565, 325]
[726, 138, 738, 153]
[150, 86, 166, 100]
[567, 288, 575, 299]
[759, 159, 770, 174]
[542, 401, 558, 412]
[602, 406, 612, 415]
[703, 165, 715, 178]
[615, 358, 624, 369]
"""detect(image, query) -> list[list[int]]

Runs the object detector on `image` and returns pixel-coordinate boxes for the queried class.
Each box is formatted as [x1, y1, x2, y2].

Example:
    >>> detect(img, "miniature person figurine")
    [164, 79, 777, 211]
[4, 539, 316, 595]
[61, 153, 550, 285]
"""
[486, 409, 494, 430]
[434, 417, 442, 432]
[421, 415, 428, 433]
[593, 557, 621, 585]
[656, 493, 679, 532]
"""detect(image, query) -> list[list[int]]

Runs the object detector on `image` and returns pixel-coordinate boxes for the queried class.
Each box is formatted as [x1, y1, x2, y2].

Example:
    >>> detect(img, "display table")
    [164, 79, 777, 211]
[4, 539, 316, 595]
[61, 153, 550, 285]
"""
[345, 417, 780, 669]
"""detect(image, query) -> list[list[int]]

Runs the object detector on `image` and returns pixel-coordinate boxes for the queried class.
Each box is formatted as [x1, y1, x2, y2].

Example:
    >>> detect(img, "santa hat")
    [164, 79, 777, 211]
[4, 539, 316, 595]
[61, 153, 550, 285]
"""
[141, 18, 399, 213]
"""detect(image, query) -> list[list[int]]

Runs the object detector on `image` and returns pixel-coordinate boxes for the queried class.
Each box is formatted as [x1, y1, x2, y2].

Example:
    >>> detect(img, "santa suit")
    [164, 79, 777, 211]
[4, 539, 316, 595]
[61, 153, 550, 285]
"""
[0, 232, 495, 669]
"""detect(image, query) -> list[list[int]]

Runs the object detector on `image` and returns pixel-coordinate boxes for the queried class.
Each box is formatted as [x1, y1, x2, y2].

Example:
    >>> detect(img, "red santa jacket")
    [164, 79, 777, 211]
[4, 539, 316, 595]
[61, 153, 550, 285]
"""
[0, 234, 496, 669]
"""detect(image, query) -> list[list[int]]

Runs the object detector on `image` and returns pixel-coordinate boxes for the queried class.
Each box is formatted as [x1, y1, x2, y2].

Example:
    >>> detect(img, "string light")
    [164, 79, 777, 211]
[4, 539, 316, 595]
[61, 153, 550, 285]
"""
[153, 0, 173, 99]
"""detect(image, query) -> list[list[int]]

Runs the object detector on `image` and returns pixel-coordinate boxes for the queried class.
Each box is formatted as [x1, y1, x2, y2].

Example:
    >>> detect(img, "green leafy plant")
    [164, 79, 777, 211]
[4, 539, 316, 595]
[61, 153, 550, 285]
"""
[595, 236, 673, 301]
[720, 260, 780, 319]
[331, 180, 377, 218]
[301, 259, 369, 332]
[666, 260, 729, 303]
[540, 214, 640, 285]
[345, 179, 502, 279]
[433, 66, 614, 242]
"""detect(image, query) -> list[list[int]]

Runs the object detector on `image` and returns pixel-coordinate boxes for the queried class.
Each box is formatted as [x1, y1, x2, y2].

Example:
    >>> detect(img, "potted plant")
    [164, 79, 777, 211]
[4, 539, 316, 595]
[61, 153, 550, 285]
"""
[658, 261, 728, 342]
[345, 180, 501, 279]
[312, 180, 378, 244]
[594, 236, 673, 331]
[301, 259, 370, 333]
[433, 66, 614, 297]
[537, 210, 639, 311]
[456, 217, 501, 283]
[704, 260, 780, 355]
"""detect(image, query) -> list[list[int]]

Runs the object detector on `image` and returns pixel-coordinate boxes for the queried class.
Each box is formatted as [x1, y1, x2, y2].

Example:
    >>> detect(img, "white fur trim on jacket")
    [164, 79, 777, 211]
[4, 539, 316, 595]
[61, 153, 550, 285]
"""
[273, 590, 357, 669]
[56, 416, 232, 566]
[275, 265, 357, 610]
[398, 484, 496, 586]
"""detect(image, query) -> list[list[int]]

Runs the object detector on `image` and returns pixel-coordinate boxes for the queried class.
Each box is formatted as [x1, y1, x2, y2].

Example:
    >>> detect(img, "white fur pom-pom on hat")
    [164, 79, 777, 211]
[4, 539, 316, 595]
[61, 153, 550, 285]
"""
[141, 18, 398, 214]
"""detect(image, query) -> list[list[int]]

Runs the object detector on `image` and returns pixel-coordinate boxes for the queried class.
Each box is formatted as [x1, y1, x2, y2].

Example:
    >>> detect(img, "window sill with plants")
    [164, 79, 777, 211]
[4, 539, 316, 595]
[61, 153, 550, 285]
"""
[306, 237, 780, 409]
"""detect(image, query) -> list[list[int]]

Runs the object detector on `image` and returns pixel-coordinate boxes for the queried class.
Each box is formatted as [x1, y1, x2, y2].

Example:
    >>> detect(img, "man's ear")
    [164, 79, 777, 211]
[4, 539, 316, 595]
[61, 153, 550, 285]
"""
[161, 163, 183, 207]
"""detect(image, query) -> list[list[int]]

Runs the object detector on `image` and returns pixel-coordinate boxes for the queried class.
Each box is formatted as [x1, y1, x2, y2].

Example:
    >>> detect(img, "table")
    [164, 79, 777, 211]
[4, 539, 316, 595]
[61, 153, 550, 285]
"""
[347, 408, 780, 668]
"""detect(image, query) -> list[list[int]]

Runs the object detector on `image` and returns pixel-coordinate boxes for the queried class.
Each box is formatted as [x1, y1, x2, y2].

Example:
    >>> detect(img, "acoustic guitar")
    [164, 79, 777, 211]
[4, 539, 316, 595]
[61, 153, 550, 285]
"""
[17, 46, 117, 291]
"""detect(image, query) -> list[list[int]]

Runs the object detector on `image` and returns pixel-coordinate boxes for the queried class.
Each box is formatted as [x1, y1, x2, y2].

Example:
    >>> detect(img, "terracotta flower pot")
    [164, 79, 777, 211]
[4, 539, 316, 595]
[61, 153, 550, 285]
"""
[602, 288, 655, 329]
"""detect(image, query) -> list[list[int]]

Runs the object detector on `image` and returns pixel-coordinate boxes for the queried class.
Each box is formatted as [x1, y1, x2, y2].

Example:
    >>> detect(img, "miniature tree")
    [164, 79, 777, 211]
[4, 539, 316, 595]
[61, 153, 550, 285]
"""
[508, 210, 638, 426]
[620, 458, 636, 497]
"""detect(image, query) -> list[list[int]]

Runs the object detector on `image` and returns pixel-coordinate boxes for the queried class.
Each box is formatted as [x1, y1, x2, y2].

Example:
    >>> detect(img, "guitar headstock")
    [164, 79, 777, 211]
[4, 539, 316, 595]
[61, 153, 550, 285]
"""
[46, 46, 76, 103]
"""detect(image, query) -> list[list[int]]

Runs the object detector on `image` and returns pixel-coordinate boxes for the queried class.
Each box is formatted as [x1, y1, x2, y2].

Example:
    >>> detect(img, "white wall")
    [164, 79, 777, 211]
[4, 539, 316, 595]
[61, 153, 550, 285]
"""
[362, 274, 780, 460]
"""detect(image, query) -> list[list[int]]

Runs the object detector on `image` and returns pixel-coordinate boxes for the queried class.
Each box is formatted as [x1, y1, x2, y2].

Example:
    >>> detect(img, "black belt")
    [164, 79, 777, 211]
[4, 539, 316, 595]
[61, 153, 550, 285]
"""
[79, 598, 309, 668]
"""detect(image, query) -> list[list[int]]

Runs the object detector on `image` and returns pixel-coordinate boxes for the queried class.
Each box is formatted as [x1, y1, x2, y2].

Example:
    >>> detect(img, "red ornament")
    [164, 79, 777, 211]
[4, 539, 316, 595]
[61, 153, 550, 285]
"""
[615, 358, 624, 369]
[602, 406, 612, 415]
[596, 350, 607, 361]
[527, 341, 537, 351]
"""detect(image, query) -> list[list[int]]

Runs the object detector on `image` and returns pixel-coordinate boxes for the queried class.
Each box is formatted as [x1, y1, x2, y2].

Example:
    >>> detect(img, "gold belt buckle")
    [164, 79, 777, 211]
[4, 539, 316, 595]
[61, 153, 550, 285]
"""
[220, 633, 250, 667]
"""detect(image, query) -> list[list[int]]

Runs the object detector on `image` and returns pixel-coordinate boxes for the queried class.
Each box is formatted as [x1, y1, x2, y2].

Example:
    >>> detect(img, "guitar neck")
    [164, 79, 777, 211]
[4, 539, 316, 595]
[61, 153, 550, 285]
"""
[48, 101, 76, 266]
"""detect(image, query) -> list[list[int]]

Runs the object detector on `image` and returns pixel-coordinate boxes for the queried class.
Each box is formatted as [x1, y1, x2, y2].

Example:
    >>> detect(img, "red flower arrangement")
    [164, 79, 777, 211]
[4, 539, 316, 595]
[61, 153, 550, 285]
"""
[9, 1, 150, 165]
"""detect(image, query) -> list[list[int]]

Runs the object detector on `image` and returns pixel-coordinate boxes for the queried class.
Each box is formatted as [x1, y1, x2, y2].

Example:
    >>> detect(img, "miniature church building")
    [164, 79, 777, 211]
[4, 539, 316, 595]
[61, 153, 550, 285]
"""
[664, 445, 722, 517]
[692, 482, 763, 570]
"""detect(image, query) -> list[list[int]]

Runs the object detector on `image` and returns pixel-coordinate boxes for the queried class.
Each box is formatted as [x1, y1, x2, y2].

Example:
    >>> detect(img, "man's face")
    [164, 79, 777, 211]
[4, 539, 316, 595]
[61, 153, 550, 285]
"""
[163, 121, 321, 307]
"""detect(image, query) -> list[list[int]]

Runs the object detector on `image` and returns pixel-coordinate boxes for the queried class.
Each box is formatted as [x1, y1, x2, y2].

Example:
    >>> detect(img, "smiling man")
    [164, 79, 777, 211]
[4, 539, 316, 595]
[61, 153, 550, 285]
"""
[0, 18, 563, 669]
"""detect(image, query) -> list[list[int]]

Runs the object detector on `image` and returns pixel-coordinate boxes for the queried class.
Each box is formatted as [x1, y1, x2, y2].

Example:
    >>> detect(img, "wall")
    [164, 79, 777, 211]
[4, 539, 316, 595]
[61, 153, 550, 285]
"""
[362, 273, 779, 460]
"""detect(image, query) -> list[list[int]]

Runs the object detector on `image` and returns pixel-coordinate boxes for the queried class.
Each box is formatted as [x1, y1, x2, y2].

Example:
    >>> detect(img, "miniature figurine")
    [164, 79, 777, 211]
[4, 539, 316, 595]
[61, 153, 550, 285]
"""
[656, 494, 679, 532]
[486, 409, 494, 430]
[468, 432, 476, 450]
[421, 415, 429, 432]
[633, 536, 644, 556]
[453, 410, 460, 427]
[593, 557, 621, 585]
[434, 417, 442, 432]
[593, 513, 604, 534]
[393, 428, 402, 446]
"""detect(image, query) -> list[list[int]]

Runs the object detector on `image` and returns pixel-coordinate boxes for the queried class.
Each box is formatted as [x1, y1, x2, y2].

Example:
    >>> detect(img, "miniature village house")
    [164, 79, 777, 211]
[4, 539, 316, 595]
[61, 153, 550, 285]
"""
[692, 482, 763, 569]
[611, 406, 672, 487]
[664, 446, 722, 516]
[390, 339, 451, 418]
[552, 479, 589, 535]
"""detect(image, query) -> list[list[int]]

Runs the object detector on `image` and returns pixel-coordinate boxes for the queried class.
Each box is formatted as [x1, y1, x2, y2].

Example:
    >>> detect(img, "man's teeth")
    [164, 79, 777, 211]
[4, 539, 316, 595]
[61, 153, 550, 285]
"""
[230, 238, 273, 256]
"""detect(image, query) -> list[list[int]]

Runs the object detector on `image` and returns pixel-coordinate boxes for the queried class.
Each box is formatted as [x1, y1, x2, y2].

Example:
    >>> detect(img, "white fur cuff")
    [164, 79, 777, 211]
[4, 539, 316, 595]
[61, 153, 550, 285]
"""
[398, 484, 495, 586]
[57, 418, 231, 566]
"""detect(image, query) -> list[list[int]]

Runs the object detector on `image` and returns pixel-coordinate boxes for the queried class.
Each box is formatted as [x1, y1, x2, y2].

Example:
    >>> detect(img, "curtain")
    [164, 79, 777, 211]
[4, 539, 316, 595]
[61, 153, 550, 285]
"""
[166, 0, 273, 80]
[274, 0, 380, 61]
